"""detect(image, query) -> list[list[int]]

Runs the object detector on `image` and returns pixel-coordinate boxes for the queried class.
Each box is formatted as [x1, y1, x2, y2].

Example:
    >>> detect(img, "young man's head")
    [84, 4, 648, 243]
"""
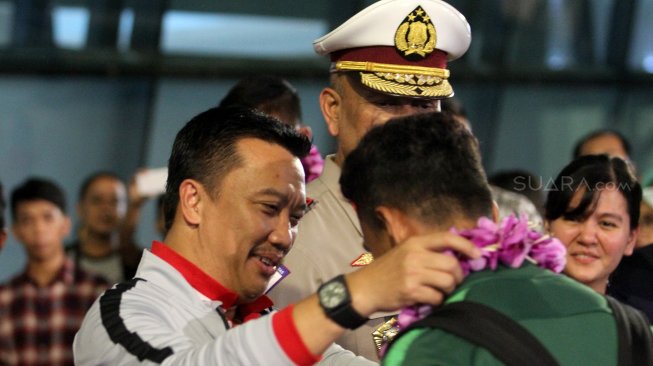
[11, 177, 71, 262]
[440, 96, 471, 129]
[314, 0, 471, 167]
[77, 171, 127, 238]
[340, 112, 494, 257]
[0, 181, 6, 250]
[163, 107, 311, 301]
[219, 75, 303, 129]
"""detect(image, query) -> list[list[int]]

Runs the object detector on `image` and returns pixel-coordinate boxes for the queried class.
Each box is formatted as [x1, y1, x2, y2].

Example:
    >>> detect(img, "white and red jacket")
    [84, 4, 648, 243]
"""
[73, 242, 374, 366]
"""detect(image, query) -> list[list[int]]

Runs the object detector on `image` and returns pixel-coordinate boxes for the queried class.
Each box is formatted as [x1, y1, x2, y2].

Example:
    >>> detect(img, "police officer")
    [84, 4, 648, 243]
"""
[269, 0, 472, 360]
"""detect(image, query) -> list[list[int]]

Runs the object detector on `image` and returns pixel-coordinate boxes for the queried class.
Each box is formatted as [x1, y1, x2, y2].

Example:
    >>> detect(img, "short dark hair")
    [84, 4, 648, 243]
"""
[340, 112, 493, 230]
[78, 171, 122, 201]
[545, 155, 641, 230]
[163, 106, 311, 230]
[218, 75, 302, 126]
[11, 177, 67, 219]
[440, 97, 467, 119]
[572, 129, 631, 159]
[0, 181, 5, 229]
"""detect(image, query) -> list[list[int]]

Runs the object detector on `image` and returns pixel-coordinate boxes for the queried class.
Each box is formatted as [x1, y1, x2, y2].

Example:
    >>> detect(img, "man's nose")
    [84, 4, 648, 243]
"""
[269, 219, 293, 251]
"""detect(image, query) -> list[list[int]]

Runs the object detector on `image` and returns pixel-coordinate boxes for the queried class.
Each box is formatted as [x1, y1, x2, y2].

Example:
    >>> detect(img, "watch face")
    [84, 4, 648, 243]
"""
[320, 281, 347, 308]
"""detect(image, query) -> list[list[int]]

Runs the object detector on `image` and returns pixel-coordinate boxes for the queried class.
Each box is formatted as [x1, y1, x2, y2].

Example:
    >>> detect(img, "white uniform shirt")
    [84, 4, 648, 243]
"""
[73, 242, 375, 366]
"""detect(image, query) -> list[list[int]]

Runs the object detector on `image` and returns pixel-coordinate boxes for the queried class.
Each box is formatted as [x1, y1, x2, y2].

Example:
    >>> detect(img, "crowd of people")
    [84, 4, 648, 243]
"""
[1, 0, 652, 365]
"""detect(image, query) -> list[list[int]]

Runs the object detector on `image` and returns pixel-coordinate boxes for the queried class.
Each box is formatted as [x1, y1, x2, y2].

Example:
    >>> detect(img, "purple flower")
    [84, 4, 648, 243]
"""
[530, 236, 567, 273]
[451, 217, 502, 272]
[449, 214, 566, 275]
[467, 256, 489, 273]
[456, 217, 500, 247]
[301, 145, 324, 183]
[497, 214, 532, 268]
[397, 304, 432, 331]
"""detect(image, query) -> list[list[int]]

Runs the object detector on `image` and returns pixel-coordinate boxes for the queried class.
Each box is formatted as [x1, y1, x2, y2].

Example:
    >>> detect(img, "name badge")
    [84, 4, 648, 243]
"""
[264, 265, 290, 294]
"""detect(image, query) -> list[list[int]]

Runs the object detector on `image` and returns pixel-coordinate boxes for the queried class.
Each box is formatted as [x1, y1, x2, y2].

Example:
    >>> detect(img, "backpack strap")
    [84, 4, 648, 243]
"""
[391, 301, 559, 366]
[606, 296, 653, 366]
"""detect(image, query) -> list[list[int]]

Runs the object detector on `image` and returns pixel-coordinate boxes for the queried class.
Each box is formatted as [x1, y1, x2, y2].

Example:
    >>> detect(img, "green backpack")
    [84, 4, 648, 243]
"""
[389, 297, 652, 366]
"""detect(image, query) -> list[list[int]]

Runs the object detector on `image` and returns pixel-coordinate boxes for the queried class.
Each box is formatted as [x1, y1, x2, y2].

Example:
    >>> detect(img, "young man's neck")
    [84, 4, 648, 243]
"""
[27, 249, 66, 287]
[333, 151, 346, 168]
[79, 228, 116, 258]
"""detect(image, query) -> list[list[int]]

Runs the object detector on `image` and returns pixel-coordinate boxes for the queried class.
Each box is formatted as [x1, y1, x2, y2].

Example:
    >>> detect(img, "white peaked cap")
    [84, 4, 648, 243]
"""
[313, 0, 471, 98]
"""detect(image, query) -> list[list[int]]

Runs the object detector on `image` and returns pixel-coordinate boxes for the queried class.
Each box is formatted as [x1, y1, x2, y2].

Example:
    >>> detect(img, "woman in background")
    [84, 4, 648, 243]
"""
[544, 154, 640, 294]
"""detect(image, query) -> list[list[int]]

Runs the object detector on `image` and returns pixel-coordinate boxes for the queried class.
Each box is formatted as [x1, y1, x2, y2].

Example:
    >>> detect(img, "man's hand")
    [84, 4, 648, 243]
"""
[290, 231, 480, 356]
[347, 231, 481, 316]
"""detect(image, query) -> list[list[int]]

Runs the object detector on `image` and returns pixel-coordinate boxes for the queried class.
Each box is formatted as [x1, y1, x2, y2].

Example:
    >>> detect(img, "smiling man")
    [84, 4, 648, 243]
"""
[72, 107, 480, 365]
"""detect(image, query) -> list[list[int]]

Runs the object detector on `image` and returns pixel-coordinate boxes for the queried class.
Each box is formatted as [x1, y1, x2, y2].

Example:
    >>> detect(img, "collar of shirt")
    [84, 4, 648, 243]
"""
[19, 257, 76, 287]
[150, 241, 273, 322]
[319, 155, 363, 237]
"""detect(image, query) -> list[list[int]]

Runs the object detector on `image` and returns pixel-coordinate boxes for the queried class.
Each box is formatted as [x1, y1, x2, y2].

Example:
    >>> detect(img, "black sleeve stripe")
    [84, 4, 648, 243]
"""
[215, 306, 230, 330]
[100, 278, 174, 363]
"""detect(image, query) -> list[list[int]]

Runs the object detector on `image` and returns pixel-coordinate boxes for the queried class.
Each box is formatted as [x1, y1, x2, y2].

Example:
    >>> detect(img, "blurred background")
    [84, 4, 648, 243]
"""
[1, 0, 653, 280]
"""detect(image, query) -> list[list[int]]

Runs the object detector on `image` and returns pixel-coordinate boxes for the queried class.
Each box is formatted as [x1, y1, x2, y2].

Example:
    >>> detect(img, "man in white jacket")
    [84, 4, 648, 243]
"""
[73, 107, 479, 365]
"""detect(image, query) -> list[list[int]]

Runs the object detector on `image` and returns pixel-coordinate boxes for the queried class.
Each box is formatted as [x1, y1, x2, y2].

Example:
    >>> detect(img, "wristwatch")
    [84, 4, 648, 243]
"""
[317, 275, 368, 329]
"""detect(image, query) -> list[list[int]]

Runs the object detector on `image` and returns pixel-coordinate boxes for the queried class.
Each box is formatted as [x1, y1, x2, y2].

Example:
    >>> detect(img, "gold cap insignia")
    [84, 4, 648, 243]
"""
[394, 6, 437, 60]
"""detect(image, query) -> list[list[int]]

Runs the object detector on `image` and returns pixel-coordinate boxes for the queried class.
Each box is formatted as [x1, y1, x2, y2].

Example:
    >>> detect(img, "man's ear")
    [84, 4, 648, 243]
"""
[319, 87, 342, 137]
[491, 200, 500, 223]
[375, 206, 412, 244]
[62, 216, 72, 238]
[0, 229, 6, 251]
[297, 125, 313, 140]
[178, 179, 202, 227]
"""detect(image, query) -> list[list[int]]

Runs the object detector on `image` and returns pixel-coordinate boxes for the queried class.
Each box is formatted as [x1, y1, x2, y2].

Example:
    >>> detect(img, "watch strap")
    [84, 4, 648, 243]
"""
[329, 299, 369, 329]
[318, 275, 368, 329]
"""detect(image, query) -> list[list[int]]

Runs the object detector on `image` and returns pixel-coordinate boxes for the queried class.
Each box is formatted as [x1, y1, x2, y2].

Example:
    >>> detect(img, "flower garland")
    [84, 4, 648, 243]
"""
[379, 214, 566, 357]
[451, 214, 566, 277]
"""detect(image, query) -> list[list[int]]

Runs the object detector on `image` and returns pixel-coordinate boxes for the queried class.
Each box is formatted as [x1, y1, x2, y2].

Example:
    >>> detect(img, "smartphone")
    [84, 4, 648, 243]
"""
[136, 167, 168, 197]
